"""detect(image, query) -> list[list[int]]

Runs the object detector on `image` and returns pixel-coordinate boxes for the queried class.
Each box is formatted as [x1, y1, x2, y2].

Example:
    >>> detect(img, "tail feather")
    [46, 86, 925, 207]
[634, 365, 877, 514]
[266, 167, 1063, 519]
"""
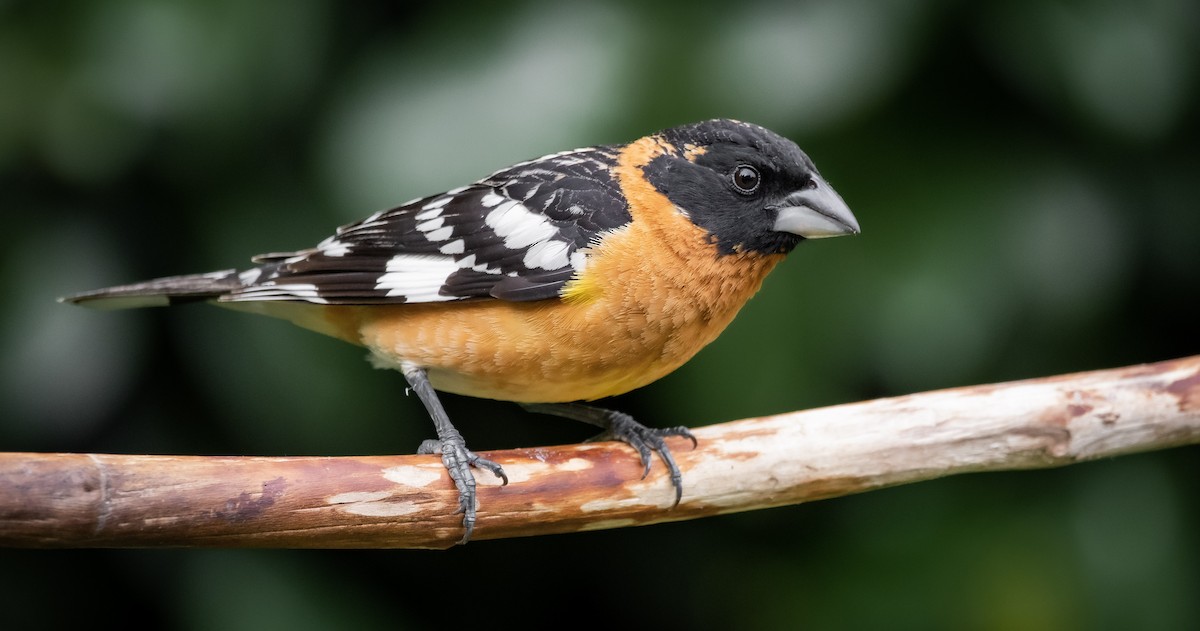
[59, 269, 244, 310]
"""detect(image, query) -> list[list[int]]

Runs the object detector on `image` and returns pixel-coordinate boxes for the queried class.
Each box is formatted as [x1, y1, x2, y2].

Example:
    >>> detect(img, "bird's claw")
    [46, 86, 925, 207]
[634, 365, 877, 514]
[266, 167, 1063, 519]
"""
[419, 437, 508, 544]
[592, 413, 696, 506]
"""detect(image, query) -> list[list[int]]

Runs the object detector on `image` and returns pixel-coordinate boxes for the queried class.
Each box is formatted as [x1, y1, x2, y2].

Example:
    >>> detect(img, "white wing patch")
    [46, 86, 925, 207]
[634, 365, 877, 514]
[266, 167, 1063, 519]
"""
[456, 253, 502, 274]
[570, 250, 588, 272]
[416, 206, 458, 244]
[421, 196, 452, 211]
[439, 239, 466, 254]
[375, 254, 459, 301]
[425, 226, 454, 241]
[480, 192, 507, 208]
[523, 239, 571, 270]
[415, 217, 445, 232]
[318, 238, 352, 257]
[485, 201, 559, 250]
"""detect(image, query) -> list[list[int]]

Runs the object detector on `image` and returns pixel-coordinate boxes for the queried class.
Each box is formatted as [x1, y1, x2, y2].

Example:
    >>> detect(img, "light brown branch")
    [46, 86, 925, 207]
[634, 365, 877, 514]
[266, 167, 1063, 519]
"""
[3, 355, 1198, 549]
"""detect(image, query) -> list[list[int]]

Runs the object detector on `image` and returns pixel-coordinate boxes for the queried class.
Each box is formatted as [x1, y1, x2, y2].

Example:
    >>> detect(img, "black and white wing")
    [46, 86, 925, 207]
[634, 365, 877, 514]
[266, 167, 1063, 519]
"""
[223, 145, 631, 305]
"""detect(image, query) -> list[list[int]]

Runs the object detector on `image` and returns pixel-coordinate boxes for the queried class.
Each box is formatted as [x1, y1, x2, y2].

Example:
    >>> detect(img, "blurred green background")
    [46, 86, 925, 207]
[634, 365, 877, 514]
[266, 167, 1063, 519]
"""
[2, 0, 1198, 628]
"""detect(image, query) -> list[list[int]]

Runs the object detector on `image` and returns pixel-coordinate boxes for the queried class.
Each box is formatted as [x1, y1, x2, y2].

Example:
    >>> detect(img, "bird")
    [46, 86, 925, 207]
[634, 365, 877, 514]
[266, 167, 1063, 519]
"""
[62, 118, 859, 543]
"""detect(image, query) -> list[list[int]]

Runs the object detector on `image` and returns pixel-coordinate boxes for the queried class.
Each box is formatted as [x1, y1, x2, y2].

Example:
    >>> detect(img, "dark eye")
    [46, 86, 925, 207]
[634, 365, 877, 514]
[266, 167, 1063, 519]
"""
[732, 165, 760, 194]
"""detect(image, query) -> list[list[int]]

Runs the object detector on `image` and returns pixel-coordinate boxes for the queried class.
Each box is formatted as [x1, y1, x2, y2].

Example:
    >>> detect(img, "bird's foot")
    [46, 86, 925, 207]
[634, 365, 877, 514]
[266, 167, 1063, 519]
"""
[586, 411, 697, 506]
[418, 437, 508, 544]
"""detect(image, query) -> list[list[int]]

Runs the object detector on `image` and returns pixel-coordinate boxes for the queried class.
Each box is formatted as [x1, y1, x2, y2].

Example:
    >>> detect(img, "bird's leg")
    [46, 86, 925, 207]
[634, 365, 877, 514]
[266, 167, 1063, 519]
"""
[401, 364, 508, 544]
[521, 402, 696, 506]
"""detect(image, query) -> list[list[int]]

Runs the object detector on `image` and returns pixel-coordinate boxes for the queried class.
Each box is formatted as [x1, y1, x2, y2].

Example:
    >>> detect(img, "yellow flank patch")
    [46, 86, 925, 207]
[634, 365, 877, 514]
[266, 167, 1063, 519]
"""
[559, 272, 600, 304]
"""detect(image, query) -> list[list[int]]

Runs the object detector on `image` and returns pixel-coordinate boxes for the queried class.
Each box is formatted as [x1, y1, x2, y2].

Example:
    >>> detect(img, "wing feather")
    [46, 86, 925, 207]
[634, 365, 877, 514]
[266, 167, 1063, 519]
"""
[221, 146, 630, 305]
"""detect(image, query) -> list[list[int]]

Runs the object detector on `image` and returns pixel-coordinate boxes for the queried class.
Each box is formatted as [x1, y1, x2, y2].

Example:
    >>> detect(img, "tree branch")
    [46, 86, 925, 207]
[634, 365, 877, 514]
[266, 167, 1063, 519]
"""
[3, 356, 1198, 549]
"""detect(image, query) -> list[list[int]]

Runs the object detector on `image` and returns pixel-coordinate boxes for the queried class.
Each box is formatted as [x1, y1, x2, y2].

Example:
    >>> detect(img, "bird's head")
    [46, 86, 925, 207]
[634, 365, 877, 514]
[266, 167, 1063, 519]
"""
[645, 119, 859, 255]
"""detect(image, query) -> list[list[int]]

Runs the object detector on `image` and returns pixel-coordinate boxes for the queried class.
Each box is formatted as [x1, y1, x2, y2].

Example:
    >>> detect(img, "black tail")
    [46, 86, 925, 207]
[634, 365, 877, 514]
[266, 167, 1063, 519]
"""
[60, 269, 245, 310]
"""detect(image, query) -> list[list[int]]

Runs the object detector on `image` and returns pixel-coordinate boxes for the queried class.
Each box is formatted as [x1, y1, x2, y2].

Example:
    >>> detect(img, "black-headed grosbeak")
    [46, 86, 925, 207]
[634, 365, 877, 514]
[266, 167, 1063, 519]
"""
[63, 119, 859, 543]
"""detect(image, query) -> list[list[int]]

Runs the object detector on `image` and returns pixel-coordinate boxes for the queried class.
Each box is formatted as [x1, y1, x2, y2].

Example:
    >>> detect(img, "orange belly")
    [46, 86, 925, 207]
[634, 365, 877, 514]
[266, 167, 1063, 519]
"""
[356, 299, 710, 402]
